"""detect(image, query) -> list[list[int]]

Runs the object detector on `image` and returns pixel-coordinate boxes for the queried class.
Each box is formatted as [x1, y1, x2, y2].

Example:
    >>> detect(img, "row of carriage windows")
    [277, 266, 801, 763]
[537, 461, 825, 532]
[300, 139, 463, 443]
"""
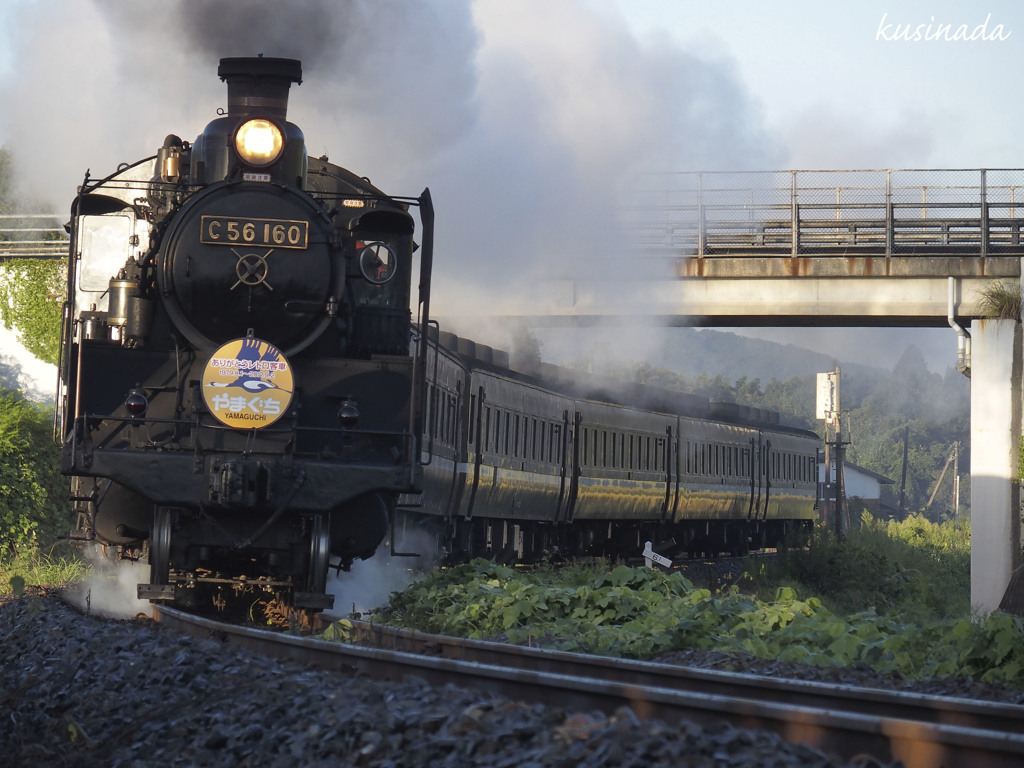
[426, 384, 459, 447]
[479, 406, 565, 464]
[681, 441, 816, 483]
[429, 386, 815, 482]
[431, 389, 567, 464]
[580, 427, 666, 473]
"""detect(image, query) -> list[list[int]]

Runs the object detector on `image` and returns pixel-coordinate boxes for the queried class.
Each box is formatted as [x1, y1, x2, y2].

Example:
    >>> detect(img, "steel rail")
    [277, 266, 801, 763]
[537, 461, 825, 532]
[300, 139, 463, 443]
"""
[153, 606, 1024, 767]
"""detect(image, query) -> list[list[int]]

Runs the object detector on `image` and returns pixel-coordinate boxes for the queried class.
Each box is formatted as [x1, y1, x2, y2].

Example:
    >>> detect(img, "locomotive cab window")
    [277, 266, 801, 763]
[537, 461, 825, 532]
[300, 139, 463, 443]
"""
[347, 229, 414, 357]
[77, 213, 137, 293]
[352, 237, 406, 307]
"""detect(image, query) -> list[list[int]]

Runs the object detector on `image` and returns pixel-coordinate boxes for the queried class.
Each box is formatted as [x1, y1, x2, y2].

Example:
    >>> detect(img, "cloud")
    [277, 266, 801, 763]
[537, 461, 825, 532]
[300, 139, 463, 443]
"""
[0, 0, 780, 320]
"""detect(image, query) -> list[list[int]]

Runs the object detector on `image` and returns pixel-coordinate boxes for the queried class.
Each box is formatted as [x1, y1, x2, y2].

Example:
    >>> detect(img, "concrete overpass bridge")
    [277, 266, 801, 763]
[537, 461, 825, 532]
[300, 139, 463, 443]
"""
[483, 168, 1023, 613]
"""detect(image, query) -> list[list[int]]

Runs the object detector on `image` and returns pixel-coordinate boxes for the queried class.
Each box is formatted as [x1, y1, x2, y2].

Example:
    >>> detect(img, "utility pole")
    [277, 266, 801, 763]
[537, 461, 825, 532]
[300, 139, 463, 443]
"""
[898, 426, 910, 519]
[952, 442, 960, 529]
[817, 367, 849, 538]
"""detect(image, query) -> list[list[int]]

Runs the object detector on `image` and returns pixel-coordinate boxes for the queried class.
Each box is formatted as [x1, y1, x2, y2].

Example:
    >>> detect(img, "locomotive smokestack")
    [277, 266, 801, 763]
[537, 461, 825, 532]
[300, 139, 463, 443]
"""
[218, 56, 302, 120]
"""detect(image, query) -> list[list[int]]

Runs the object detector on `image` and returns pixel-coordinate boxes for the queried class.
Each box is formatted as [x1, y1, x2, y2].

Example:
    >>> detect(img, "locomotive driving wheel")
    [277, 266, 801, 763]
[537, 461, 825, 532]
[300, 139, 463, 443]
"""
[149, 507, 173, 586]
[305, 513, 331, 596]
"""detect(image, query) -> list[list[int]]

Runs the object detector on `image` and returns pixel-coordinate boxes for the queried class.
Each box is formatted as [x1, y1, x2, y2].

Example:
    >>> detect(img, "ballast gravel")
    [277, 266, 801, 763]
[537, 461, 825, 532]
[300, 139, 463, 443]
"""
[0, 589, 1009, 768]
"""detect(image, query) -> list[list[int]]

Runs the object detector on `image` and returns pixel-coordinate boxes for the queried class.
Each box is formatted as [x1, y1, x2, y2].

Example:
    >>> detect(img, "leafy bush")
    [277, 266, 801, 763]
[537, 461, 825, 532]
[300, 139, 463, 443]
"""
[0, 388, 73, 556]
[775, 514, 970, 619]
[367, 522, 1018, 688]
[0, 148, 68, 368]
[0, 259, 66, 367]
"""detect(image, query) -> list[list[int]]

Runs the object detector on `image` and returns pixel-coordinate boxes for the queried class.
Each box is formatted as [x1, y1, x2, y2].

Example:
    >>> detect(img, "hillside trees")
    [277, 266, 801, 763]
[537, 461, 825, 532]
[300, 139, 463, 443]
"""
[624, 346, 969, 519]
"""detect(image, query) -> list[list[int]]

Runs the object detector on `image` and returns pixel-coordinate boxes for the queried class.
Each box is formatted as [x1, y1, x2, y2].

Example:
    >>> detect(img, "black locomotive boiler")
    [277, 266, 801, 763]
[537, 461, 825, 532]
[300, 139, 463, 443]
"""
[60, 57, 434, 610]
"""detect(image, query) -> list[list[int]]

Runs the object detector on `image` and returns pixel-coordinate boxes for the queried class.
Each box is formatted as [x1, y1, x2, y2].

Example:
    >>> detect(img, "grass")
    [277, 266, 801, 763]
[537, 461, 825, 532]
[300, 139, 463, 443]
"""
[0, 549, 89, 597]
[977, 279, 1021, 320]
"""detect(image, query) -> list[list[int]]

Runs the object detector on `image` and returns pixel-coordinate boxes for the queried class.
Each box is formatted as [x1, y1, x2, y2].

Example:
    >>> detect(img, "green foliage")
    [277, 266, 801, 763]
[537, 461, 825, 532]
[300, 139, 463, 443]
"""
[0, 259, 67, 367]
[778, 514, 970, 618]
[372, 557, 1023, 688]
[0, 388, 73, 556]
[0, 146, 67, 367]
[320, 618, 354, 643]
[977, 280, 1021, 321]
[368, 519, 1012, 687]
[0, 551, 87, 596]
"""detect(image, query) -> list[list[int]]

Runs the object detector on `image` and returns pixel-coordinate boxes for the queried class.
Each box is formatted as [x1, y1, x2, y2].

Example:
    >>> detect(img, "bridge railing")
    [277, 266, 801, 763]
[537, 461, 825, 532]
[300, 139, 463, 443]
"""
[619, 169, 1024, 257]
[0, 214, 69, 260]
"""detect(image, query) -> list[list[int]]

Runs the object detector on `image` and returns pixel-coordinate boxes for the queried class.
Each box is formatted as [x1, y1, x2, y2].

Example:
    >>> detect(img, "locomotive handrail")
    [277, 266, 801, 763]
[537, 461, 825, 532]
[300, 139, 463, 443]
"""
[412, 189, 435, 487]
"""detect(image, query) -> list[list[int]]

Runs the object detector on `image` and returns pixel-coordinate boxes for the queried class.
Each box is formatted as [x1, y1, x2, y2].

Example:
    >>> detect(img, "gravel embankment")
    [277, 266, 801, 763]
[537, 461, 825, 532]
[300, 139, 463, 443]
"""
[0, 589, 915, 768]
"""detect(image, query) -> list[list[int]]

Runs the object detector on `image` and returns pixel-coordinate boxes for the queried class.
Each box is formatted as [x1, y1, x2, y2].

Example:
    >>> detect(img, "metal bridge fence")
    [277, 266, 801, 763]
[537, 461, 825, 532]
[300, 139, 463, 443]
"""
[0, 214, 69, 260]
[619, 169, 1024, 257]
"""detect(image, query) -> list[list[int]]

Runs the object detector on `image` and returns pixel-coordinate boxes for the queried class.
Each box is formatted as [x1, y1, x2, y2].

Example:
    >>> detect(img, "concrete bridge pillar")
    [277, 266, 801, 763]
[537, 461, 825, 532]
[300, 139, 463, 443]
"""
[970, 318, 1022, 613]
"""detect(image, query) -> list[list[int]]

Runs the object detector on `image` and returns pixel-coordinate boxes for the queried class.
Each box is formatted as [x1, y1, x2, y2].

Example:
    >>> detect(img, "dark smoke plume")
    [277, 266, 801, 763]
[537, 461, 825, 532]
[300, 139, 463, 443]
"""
[1, 0, 781, 346]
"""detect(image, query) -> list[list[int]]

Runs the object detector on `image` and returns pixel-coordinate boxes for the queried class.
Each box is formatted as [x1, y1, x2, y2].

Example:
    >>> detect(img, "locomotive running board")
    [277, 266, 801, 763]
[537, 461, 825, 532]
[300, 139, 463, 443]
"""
[294, 591, 335, 610]
[138, 584, 176, 601]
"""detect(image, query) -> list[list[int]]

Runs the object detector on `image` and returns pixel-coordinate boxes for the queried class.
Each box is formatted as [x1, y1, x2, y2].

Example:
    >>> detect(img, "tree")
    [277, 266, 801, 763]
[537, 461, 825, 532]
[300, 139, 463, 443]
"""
[0, 258, 66, 366]
[0, 144, 67, 367]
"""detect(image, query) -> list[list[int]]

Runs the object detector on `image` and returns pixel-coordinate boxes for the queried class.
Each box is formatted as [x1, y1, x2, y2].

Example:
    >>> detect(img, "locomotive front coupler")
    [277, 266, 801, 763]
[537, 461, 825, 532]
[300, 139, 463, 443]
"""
[231, 469, 306, 551]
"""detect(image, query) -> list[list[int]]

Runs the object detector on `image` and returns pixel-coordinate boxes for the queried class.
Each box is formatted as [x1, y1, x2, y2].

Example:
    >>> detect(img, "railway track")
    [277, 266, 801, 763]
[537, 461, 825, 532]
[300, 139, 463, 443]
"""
[153, 606, 1024, 767]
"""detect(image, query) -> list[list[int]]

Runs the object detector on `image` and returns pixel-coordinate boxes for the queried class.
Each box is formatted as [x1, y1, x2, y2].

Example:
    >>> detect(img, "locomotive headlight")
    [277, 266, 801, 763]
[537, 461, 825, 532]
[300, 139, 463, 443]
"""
[125, 388, 148, 419]
[337, 397, 360, 428]
[235, 119, 284, 166]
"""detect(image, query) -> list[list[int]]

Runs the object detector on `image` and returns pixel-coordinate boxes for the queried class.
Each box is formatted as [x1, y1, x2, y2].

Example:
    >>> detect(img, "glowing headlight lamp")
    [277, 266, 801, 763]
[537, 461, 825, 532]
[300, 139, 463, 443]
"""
[234, 119, 284, 166]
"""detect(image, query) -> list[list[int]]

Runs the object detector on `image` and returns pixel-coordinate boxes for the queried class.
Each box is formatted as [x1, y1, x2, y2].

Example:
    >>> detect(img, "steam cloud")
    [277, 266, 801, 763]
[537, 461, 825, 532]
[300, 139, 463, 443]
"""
[0, 0, 781, 331]
[63, 543, 154, 619]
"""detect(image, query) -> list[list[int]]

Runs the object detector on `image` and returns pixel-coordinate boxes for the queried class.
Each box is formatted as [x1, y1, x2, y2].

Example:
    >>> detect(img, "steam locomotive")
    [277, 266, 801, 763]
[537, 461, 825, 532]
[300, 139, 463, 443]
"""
[59, 56, 818, 614]
[60, 57, 434, 611]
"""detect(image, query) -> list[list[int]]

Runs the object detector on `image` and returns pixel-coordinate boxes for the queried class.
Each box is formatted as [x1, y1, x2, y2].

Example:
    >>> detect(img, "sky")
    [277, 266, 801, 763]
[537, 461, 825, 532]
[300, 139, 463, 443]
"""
[0, 0, 1019, 376]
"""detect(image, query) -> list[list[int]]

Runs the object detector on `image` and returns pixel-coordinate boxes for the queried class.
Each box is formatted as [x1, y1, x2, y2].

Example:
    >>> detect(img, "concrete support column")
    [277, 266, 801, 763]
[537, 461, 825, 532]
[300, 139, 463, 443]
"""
[970, 318, 1022, 613]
